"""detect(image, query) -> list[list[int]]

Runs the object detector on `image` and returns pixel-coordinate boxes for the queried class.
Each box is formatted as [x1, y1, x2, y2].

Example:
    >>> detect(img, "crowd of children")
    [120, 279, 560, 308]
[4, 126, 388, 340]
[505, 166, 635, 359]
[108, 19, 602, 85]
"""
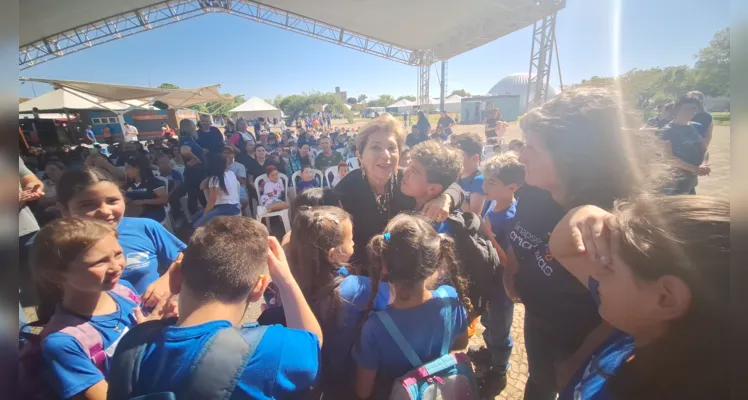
[17, 87, 727, 400]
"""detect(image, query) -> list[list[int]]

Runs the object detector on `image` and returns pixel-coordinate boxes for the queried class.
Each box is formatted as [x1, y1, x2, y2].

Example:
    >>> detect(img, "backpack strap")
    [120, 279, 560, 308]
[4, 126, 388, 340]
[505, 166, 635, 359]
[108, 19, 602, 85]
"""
[434, 288, 454, 357]
[182, 324, 268, 399]
[43, 312, 107, 373]
[108, 318, 177, 400]
[375, 312, 423, 368]
[110, 283, 141, 305]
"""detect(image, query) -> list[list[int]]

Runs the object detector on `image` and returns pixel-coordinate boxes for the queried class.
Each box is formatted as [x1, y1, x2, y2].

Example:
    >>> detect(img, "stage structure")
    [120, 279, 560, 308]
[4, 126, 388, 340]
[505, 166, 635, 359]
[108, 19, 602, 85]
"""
[20, 0, 565, 110]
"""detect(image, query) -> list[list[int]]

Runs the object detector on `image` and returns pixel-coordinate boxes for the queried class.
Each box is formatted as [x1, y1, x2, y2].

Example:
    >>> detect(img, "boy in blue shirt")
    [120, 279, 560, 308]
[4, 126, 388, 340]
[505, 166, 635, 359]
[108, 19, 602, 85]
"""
[451, 131, 486, 214]
[474, 152, 526, 397]
[110, 217, 323, 399]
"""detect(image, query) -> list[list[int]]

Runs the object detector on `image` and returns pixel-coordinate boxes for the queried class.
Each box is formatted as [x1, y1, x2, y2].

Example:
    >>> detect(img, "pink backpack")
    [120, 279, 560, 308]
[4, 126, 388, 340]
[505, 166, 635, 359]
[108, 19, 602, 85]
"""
[19, 284, 140, 399]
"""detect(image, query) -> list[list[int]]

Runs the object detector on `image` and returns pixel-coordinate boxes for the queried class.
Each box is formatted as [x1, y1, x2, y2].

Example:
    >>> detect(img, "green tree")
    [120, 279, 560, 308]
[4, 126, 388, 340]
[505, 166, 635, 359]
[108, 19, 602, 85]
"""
[276, 92, 354, 123]
[368, 94, 395, 107]
[692, 27, 730, 96]
[347, 97, 358, 104]
[450, 89, 470, 97]
[158, 83, 180, 89]
[357, 94, 368, 103]
[396, 95, 416, 102]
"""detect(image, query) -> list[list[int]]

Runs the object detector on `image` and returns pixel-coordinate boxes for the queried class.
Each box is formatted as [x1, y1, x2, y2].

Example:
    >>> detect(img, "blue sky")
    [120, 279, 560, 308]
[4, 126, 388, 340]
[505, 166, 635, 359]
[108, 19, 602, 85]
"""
[19, 0, 729, 101]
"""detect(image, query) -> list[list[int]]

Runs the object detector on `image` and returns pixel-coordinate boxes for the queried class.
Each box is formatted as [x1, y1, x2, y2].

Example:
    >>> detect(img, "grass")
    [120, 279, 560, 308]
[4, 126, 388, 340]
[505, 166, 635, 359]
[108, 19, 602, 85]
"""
[712, 112, 730, 126]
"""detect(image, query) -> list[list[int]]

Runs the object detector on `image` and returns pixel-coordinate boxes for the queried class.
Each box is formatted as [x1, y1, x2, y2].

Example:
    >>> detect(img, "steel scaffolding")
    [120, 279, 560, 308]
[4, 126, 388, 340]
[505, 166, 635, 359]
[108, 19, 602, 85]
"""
[526, 11, 558, 109]
[19, 0, 436, 70]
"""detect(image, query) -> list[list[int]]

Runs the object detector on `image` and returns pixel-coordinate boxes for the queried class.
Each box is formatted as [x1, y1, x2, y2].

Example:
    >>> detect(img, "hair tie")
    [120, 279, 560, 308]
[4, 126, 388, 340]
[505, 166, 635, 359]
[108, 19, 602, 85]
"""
[382, 232, 391, 242]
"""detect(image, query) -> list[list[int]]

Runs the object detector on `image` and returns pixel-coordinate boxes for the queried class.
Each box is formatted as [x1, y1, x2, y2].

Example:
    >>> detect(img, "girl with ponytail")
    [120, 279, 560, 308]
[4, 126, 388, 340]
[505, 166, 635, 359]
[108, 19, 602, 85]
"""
[353, 214, 473, 399]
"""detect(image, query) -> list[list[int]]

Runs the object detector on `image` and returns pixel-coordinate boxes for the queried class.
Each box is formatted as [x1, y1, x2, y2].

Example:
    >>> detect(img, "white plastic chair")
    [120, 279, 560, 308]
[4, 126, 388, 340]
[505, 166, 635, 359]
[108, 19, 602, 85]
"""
[254, 173, 291, 233]
[347, 157, 360, 170]
[324, 166, 340, 187]
[290, 168, 324, 195]
[335, 148, 347, 157]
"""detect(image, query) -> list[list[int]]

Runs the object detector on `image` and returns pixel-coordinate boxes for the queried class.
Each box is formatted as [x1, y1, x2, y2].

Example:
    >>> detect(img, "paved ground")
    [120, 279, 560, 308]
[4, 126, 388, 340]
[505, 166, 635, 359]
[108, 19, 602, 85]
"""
[23, 123, 730, 400]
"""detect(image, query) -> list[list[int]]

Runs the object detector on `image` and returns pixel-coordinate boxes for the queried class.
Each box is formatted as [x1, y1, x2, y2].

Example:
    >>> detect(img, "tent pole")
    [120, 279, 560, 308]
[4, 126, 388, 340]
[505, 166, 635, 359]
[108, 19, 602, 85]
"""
[116, 112, 127, 143]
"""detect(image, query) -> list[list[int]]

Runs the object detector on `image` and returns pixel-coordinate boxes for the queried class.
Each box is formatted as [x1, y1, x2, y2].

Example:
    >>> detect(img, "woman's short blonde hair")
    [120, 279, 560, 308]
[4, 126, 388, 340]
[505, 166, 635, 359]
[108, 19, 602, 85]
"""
[179, 119, 197, 138]
[355, 113, 406, 154]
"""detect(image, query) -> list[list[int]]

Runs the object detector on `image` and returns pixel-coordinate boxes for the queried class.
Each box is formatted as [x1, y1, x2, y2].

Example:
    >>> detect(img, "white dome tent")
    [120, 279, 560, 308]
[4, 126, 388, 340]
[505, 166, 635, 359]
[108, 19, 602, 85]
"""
[488, 72, 557, 112]
[229, 97, 283, 120]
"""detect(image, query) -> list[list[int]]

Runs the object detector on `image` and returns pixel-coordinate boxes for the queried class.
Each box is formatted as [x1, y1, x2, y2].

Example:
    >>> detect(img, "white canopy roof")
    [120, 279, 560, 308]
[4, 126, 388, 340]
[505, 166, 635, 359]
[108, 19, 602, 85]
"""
[230, 97, 283, 119]
[20, 78, 230, 108]
[230, 97, 280, 113]
[21, 0, 564, 62]
[19, 88, 155, 113]
[388, 99, 416, 108]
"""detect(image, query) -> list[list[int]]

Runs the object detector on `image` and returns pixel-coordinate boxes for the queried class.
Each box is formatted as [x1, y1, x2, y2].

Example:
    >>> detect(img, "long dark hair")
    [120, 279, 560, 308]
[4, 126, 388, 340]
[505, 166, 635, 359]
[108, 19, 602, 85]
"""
[206, 152, 228, 194]
[357, 214, 473, 345]
[125, 154, 155, 181]
[604, 195, 729, 400]
[57, 167, 119, 208]
[288, 206, 351, 326]
[31, 218, 118, 325]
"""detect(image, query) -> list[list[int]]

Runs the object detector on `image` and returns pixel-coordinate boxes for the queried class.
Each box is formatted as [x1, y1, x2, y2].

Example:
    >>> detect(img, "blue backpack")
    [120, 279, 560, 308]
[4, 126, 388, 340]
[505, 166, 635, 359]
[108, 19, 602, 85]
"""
[377, 288, 480, 400]
[107, 318, 267, 400]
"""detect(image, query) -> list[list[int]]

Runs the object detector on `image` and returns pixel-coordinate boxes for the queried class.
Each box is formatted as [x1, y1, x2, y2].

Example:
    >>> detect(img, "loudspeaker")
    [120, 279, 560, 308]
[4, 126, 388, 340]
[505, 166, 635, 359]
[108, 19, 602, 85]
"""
[152, 101, 169, 110]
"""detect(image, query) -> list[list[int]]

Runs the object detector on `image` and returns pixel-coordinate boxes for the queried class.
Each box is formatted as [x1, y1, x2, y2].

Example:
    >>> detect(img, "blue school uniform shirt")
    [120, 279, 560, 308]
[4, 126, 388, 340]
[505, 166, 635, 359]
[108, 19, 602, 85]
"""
[352, 285, 467, 381]
[117, 217, 186, 294]
[568, 332, 635, 400]
[483, 199, 517, 252]
[135, 321, 321, 399]
[42, 281, 139, 399]
[296, 179, 319, 195]
[458, 169, 484, 208]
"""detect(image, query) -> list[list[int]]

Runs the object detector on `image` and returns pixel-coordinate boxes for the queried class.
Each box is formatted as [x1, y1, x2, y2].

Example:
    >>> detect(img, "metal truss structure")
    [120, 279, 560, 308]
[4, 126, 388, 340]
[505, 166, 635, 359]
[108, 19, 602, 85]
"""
[20, 0, 437, 70]
[417, 65, 430, 111]
[526, 11, 558, 109]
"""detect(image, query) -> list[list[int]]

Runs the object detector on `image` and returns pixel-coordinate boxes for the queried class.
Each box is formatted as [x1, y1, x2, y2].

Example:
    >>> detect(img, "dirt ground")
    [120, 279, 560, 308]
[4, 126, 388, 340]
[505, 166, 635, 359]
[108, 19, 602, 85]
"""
[23, 122, 729, 400]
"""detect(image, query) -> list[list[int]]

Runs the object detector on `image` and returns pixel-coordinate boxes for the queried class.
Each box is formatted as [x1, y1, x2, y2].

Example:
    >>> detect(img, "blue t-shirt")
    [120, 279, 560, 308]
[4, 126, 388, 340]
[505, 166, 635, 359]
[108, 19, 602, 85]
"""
[85, 129, 96, 142]
[352, 285, 467, 382]
[135, 321, 321, 399]
[563, 332, 634, 400]
[117, 217, 186, 294]
[197, 127, 226, 153]
[458, 169, 484, 208]
[483, 199, 517, 252]
[42, 281, 139, 399]
[296, 179, 320, 195]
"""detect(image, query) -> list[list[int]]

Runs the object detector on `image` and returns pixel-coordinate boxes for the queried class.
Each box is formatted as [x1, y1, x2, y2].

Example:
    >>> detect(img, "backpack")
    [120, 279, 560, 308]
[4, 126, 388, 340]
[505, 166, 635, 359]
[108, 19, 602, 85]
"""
[107, 320, 268, 400]
[444, 212, 501, 316]
[377, 288, 479, 400]
[18, 284, 140, 400]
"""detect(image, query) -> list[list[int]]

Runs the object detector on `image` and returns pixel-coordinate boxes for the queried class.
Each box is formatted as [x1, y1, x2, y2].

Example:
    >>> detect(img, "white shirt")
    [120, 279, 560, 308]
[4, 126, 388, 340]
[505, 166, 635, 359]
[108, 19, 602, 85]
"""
[228, 161, 247, 185]
[209, 170, 240, 206]
[123, 125, 139, 142]
[261, 180, 285, 206]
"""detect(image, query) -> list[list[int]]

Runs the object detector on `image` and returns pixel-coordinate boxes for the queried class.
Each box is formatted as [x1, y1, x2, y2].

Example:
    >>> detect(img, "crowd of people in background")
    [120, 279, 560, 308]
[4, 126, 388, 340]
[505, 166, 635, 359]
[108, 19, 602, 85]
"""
[16, 87, 726, 400]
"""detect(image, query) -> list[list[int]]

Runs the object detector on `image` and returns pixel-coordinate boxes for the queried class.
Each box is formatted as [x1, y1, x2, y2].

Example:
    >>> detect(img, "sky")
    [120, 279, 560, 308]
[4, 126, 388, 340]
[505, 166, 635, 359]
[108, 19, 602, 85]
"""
[19, 0, 730, 102]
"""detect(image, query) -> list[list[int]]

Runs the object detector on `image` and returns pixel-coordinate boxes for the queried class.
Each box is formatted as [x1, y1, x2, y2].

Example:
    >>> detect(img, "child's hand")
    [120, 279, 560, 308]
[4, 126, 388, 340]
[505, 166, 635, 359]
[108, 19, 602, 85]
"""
[566, 205, 619, 265]
[267, 236, 294, 285]
[134, 295, 178, 323]
[480, 216, 493, 238]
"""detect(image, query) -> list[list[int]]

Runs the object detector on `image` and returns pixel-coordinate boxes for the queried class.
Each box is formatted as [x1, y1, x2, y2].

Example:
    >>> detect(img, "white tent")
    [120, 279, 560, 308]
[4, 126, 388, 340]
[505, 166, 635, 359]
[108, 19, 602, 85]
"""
[229, 97, 283, 120]
[387, 99, 416, 114]
[19, 88, 155, 113]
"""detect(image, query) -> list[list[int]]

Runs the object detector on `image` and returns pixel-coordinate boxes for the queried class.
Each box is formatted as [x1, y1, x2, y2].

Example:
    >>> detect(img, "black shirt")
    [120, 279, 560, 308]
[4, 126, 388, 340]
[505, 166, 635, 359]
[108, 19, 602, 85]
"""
[125, 176, 166, 222]
[691, 111, 713, 138]
[240, 154, 281, 180]
[437, 116, 455, 135]
[660, 122, 705, 167]
[334, 168, 464, 270]
[510, 185, 600, 354]
[196, 127, 225, 153]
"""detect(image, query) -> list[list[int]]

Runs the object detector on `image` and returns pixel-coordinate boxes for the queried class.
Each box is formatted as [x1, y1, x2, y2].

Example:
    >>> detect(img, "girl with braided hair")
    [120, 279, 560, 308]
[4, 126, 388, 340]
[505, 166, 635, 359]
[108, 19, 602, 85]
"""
[353, 213, 473, 399]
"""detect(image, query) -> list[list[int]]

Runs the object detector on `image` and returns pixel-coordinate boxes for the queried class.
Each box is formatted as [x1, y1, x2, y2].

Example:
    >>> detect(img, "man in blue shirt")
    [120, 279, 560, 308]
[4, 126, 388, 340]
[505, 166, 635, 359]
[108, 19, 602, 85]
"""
[451, 131, 486, 214]
[659, 96, 708, 195]
[111, 217, 323, 399]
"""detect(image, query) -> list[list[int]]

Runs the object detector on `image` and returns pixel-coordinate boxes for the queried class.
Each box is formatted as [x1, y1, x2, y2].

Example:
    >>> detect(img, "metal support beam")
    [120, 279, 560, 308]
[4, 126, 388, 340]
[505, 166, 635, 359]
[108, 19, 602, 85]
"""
[418, 64, 430, 113]
[20, 0, 434, 70]
[439, 61, 447, 112]
[526, 11, 557, 110]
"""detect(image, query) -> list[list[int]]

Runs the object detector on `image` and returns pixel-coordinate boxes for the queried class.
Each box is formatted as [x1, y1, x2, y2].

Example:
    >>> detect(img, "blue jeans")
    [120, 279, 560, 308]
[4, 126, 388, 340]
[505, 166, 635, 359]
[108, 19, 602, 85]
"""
[192, 203, 241, 228]
[482, 286, 514, 372]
